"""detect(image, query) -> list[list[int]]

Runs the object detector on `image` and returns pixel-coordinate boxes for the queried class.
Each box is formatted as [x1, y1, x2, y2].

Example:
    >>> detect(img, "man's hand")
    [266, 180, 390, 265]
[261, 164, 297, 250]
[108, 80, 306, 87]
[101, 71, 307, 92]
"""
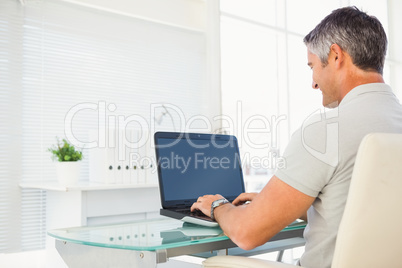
[232, 192, 258, 206]
[190, 194, 224, 218]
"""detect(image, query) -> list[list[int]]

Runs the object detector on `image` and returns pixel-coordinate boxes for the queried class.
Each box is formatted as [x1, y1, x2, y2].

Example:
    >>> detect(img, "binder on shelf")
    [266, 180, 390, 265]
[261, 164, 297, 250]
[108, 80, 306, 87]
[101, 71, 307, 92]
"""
[114, 128, 125, 184]
[105, 128, 117, 184]
[123, 139, 131, 185]
[146, 136, 158, 184]
[89, 128, 159, 185]
[129, 129, 139, 184]
[122, 128, 134, 184]
[137, 130, 148, 184]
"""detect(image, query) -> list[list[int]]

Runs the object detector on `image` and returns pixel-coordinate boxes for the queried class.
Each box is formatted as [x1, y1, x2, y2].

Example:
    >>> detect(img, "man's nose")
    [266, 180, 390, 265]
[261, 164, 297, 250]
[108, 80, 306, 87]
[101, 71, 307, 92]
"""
[312, 81, 319, 89]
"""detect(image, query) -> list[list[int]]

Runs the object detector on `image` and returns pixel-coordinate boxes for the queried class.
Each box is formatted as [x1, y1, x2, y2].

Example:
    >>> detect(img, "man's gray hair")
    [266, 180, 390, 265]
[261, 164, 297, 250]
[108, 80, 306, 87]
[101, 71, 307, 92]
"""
[303, 6, 387, 74]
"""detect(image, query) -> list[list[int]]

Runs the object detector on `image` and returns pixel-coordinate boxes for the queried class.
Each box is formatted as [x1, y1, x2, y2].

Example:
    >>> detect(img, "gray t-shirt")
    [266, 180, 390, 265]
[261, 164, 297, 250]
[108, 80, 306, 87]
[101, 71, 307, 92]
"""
[275, 83, 402, 268]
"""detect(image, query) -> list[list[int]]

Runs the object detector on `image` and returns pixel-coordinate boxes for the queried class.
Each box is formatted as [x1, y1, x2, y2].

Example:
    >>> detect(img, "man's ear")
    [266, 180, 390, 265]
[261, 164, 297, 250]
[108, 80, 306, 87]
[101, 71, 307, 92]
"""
[329, 44, 344, 68]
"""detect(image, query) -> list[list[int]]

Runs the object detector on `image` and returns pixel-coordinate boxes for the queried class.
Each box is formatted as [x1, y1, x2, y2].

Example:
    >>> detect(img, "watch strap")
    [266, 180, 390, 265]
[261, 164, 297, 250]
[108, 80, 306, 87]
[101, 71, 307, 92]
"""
[211, 198, 229, 221]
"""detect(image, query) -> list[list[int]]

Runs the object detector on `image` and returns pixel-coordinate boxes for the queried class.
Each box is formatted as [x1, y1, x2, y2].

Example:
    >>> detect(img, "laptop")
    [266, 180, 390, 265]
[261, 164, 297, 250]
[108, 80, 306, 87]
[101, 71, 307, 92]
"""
[154, 132, 245, 227]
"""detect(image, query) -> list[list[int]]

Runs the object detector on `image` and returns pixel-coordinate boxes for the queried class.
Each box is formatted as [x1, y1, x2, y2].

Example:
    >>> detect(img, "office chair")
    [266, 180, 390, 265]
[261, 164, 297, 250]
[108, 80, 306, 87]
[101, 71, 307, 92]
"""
[203, 133, 402, 268]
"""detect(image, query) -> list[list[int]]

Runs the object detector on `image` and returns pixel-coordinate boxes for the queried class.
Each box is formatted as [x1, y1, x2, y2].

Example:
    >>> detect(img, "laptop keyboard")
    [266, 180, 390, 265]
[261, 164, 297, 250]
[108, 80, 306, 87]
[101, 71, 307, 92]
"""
[175, 208, 212, 220]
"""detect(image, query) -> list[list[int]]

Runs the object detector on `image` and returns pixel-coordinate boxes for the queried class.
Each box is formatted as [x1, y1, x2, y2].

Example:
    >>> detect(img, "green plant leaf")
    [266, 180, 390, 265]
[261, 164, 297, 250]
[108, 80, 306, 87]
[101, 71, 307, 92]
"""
[48, 137, 83, 162]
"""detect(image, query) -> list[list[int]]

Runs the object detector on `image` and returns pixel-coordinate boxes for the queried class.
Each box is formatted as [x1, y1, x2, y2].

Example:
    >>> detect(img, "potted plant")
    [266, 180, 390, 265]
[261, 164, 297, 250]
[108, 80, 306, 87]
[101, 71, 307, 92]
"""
[48, 138, 83, 185]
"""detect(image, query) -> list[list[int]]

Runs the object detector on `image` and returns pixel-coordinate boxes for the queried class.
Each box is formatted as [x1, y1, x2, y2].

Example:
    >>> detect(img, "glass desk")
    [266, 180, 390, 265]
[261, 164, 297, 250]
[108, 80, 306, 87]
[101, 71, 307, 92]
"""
[48, 218, 306, 268]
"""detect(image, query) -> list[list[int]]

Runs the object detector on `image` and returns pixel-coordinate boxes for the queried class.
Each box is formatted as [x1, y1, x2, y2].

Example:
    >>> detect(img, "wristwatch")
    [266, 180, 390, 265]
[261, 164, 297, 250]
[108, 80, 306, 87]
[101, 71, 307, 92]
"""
[211, 198, 229, 221]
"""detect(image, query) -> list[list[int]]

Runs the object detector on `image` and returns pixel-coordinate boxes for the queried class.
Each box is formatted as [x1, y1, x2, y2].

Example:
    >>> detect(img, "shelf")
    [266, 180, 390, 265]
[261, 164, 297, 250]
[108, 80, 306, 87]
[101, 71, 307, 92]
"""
[19, 181, 159, 192]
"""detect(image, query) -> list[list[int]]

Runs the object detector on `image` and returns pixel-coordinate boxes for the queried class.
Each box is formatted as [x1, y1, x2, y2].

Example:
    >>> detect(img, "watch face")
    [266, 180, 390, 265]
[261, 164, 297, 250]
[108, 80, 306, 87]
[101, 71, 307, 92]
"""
[213, 199, 228, 208]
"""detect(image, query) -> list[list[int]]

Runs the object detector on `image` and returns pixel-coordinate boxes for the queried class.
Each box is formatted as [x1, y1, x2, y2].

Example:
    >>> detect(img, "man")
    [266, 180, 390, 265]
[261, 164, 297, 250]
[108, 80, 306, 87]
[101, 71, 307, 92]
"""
[191, 6, 402, 268]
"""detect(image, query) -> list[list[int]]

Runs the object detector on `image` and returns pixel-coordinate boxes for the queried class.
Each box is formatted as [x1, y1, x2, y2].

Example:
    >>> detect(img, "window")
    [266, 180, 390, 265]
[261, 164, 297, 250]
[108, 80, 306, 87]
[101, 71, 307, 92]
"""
[0, 0, 211, 253]
[220, 0, 400, 190]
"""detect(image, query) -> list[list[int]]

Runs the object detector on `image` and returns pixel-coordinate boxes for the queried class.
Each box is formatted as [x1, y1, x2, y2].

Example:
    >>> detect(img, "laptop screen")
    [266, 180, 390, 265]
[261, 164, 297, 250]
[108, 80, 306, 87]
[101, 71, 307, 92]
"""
[154, 132, 245, 208]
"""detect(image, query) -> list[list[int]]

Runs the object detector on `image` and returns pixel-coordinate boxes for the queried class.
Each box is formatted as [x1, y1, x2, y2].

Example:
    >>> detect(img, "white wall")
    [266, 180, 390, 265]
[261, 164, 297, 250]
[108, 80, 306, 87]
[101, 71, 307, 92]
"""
[61, 0, 206, 31]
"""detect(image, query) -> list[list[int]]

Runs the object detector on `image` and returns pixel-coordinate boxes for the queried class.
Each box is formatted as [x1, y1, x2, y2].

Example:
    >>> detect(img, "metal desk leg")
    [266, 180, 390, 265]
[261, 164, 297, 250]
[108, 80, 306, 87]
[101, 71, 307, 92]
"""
[56, 240, 158, 268]
[216, 249, 228, 256]
[276, 250, 284, 262]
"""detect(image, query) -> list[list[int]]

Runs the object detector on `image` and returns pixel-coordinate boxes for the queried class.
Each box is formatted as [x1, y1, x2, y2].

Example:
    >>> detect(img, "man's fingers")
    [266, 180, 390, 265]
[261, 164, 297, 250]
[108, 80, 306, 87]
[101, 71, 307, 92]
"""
[232, 193, 257, 205]
[190, 202, 199, 211]
[232, 193, 248, 205]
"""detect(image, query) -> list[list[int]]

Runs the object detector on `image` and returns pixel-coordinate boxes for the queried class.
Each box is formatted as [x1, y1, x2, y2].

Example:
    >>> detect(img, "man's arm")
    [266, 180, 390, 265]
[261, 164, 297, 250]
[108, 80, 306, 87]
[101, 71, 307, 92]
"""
[299, 212, 308, 222]
[191, 175, 314, 250]
[232, 191, 309, 221]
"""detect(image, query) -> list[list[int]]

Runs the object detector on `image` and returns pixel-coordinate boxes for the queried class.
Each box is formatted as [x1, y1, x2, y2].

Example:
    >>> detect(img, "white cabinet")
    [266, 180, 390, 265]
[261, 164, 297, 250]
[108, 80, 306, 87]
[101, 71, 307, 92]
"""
[20, 182, 161, 234]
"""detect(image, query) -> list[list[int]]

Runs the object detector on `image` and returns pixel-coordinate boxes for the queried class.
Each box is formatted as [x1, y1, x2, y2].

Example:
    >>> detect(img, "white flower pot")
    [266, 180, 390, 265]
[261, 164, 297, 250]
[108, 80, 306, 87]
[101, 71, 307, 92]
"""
[56, 161, 81, 185]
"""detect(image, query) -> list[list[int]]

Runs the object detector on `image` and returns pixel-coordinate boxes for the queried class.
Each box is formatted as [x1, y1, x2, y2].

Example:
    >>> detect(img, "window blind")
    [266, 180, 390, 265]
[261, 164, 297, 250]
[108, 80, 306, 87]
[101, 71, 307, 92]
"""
[0, 0, 208, 253]
[0, 0, 25, 252]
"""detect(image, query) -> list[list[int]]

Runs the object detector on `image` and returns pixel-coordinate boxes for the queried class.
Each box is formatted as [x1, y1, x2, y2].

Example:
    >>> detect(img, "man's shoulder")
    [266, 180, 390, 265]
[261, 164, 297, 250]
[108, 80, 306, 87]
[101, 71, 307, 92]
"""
[301, 108, 339, 133]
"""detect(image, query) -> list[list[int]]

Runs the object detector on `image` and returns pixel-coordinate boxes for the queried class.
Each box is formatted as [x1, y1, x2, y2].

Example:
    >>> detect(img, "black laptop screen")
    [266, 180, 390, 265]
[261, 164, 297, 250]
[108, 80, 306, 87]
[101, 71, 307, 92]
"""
[155, 133, 245, 207]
